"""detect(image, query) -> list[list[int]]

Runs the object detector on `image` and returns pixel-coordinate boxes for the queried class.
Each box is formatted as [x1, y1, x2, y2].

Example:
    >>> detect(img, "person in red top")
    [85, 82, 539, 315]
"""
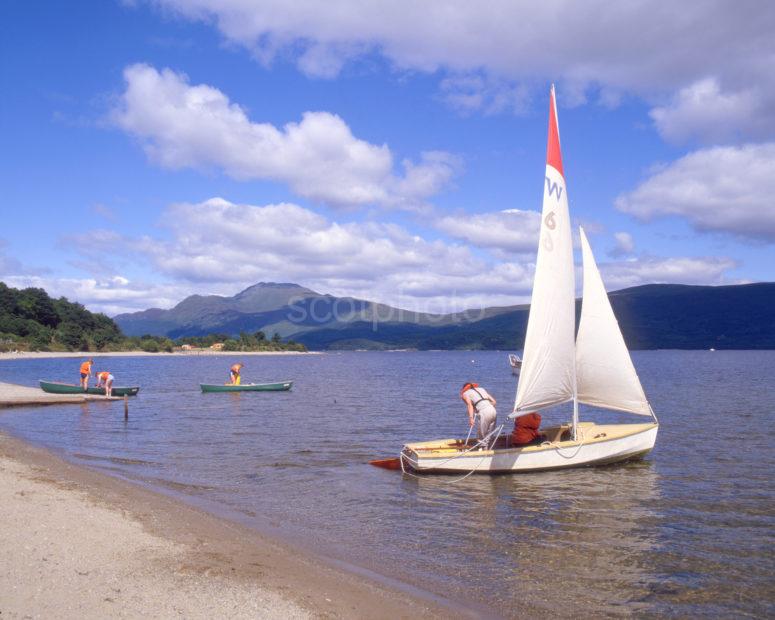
[79, 358, 94, 390]
[511, 412, 546, 446]
[94, 370, 114, 397]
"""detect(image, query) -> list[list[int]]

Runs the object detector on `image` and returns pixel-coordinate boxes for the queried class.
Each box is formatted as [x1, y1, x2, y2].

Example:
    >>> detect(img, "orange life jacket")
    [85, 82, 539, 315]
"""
[460, 382, 479, 397]
[96, 371, 111, 381]
[80, 361, 92, 374]
[512, 412, 543, 445]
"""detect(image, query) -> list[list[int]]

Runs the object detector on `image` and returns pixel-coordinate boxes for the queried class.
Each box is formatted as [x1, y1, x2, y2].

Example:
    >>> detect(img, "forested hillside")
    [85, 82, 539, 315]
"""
[292, 283, 775, 350]
[0, 283, 123, 351]
[0, 283, 307, 353]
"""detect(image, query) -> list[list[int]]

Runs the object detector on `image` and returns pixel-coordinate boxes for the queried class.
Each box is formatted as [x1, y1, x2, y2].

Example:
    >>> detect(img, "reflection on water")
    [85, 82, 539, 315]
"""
[391, 462, 662, 616]
[0, 351, 773, 618]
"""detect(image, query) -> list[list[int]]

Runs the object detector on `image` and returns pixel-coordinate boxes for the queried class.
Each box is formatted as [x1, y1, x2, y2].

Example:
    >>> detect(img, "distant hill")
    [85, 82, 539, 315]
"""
[113, 281, 775, 350]
[115, 283, 321, 337]
[114, 282, 479, 339]
[294, 282, 775, 350]
[606, 283, 775, 349]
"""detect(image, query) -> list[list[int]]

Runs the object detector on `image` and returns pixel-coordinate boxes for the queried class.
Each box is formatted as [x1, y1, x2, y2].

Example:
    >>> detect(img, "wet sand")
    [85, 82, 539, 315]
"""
[0, 433, 459, 619]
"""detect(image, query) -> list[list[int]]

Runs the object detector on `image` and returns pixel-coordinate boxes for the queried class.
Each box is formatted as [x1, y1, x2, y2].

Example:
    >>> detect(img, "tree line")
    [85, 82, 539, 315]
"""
[0, 283, 306, 353]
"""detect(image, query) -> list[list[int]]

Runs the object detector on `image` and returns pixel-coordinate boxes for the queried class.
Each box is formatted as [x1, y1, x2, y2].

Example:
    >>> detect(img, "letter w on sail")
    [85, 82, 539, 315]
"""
[545, 176, 564, 201]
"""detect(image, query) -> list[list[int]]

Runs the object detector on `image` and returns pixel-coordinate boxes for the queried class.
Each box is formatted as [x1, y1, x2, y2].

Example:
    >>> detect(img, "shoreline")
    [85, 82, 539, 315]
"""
[0, 431, 465, 619]
[0, 350, 320, 361]
[0, 381, 122, 408]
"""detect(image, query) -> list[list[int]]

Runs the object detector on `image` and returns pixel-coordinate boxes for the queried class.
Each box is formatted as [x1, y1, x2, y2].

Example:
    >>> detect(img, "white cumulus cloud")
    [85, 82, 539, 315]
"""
[650, 78, 775, 144]
[112, 64, 459, 210]
[0, 274, 196, 317]
[65, 198, 538, 313]
[3, 198, 744, 315]
[435, 209, 540, 254]
[615, 143, 775, 242]
[56, 198, 743, 314]
[598, 256, 738, 290]
[609, 232, 635, 258]
[145, 1, 775, 140]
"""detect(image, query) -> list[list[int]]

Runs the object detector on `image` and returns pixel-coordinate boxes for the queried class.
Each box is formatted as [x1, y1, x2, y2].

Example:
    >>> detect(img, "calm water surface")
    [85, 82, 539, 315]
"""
[1, 351, 773, 618]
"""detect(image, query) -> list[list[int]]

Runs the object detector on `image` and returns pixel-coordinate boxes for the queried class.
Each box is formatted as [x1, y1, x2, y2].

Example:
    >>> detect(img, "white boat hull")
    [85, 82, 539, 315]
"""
[401, 422, 658, 474]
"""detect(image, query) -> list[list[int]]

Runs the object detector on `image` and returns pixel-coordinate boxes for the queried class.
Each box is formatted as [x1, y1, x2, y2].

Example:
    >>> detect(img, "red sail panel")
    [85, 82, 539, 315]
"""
[546, 87, 564, 177]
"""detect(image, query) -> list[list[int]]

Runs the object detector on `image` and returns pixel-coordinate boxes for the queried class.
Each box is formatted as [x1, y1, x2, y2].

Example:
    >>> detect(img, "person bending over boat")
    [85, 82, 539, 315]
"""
[461, 382, 497, 443]
[229, 363, 243, 385]
[79, 358, 94, 390]
[94, 370, 114, 397]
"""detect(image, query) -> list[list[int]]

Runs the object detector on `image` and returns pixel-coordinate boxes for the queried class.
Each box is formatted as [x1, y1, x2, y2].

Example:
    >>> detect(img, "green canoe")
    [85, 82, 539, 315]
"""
[39, 380, 140, 397]
[200, 381, 293, 393]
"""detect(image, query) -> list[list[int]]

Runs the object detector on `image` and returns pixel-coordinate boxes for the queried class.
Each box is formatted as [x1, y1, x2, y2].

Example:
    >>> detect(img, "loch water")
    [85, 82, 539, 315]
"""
[1, 350, 773, 618]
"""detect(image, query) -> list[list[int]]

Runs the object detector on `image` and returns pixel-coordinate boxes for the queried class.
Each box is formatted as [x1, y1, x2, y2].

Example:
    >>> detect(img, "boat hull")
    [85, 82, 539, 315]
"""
[200, 381, 293, 393]
[401, 422, 658, 474]
[39, 380, 140, 397]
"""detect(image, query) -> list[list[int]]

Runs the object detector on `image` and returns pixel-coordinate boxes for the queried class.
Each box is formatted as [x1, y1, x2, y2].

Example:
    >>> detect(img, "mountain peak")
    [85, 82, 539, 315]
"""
[236, 282, 317, 296]
[225, 282, 321, 315]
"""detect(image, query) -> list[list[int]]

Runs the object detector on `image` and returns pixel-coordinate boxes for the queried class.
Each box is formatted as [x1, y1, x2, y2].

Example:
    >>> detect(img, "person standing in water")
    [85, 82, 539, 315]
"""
[94, 370, 114, 397]
[229, 362, 244, 385]
[79, 358, 94, 390]
[460, 382, 497, 442]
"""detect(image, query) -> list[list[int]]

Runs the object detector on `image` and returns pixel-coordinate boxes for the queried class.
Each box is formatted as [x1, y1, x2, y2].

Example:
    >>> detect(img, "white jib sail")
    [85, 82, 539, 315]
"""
[513, 87, 576, 416]
[575, 227, 652, 416]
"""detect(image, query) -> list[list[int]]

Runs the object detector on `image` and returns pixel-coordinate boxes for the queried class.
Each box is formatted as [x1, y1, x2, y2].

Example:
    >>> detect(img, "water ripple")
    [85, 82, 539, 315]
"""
[1, 350, 773, 617]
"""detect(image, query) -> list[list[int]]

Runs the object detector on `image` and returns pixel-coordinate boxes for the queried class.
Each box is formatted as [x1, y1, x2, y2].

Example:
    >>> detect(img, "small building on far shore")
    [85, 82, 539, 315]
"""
[210, 343, 224, 351]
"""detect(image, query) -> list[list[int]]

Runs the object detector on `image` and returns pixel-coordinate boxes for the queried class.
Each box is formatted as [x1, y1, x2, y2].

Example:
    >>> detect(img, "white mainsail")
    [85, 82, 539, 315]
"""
[575, 227, 652, 416]
[513, 86, 576, 416]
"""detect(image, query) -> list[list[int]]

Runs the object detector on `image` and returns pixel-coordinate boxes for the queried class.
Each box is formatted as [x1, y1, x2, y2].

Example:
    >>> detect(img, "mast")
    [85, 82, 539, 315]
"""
[572, 393, 579, 440]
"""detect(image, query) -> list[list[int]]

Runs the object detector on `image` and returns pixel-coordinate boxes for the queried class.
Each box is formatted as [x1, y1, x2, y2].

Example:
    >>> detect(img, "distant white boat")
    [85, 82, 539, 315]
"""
[508, 354, 522, 375]
[400, 86, 659, 474]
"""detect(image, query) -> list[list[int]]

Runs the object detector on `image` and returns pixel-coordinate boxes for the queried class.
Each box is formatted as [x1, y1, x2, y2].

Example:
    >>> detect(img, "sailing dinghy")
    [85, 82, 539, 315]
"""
[399, 86, 658, 474]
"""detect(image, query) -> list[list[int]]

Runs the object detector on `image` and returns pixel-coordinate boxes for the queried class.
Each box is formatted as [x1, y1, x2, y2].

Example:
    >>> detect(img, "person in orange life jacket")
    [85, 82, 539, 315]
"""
[94, 370, 114, 397]
[511, 412, 546, 446]
[460, 382, 497, 442]
[79, 358, 94, 390]
[229, 363, 243, 385]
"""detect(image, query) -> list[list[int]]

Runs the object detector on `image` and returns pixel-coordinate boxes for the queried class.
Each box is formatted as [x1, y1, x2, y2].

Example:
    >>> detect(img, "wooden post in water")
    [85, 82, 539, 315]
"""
[124, 395, 128, 420]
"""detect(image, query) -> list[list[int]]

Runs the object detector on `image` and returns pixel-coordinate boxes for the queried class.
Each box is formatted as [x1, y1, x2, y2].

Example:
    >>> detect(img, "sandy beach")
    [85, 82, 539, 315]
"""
[0, 433, 457, 619]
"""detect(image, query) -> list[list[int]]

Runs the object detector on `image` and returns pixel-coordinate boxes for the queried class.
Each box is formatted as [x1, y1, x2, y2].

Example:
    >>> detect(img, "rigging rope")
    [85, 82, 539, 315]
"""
[547, 425, 586, 459]
[399, 419, 590, 483]
[399, 422, 505, 483]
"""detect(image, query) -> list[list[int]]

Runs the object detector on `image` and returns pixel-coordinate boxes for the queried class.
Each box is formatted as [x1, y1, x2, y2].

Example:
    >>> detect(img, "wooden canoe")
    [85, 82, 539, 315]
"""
[39, 380, 140, 397]
[200, 381, 293, 393]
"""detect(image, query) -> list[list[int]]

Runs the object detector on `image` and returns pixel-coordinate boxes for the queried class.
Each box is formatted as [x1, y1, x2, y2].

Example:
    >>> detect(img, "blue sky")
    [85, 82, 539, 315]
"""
[2, 1, 774, 315]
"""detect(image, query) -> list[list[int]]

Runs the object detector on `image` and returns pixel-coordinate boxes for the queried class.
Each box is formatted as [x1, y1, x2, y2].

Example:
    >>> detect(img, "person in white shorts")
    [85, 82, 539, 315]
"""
[95, 370, 115, 397]
[460, 382, 497, 443]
